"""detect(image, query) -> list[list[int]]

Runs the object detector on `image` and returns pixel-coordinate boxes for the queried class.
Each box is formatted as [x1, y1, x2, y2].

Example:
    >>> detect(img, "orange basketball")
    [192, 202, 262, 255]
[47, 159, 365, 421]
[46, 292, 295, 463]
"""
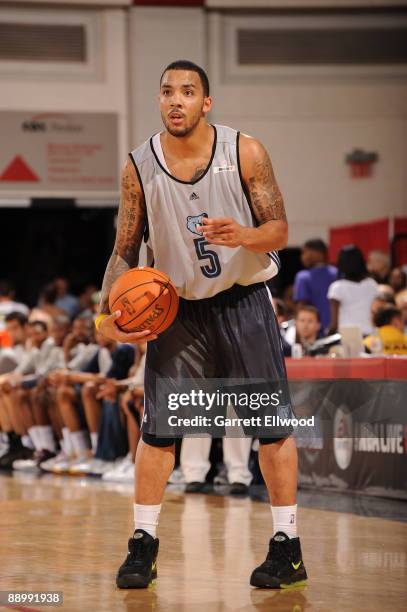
[108, 266, 179, 335]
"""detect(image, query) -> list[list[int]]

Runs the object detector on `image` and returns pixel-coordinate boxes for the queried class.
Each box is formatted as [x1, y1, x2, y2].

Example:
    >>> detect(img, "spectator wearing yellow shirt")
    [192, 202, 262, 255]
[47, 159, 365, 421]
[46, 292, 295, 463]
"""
[364, 306, 407, 355]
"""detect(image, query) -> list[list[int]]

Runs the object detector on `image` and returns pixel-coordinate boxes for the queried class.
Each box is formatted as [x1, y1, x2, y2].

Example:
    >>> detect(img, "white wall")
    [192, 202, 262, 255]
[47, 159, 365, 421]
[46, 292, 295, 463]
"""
[129, 6, 206, 148]
[2, 3, 405, 244]
[0, 5, 128, 201]
[208, 11, 407, 245]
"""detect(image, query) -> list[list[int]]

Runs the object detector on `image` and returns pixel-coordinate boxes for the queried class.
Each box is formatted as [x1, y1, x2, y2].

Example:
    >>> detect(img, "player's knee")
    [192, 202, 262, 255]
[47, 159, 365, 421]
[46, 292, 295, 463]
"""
[258, 434, 292, 446]
[142, 431, 175, 448]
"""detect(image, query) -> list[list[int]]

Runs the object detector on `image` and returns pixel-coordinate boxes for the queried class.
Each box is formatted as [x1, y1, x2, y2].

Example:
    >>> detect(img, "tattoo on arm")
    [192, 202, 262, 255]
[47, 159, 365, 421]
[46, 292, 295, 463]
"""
[247, 151, 286, 225]
[99, 161, 146, 314]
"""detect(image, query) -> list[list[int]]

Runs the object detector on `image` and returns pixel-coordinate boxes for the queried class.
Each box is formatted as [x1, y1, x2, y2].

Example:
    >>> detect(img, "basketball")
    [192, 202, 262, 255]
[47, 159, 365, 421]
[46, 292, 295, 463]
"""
[108, 266, 179, 334]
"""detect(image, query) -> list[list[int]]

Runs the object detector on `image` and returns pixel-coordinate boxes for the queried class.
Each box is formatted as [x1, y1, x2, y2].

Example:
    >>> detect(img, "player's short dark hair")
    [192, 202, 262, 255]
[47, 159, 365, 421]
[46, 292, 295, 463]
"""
[373, 306, 402, 328]
[296, 304, 320, 322]
[5, 311, 28, 327]
[303, 239, 328, 255]
[160, 60, 210, 97]
[29, 320, 48, 333]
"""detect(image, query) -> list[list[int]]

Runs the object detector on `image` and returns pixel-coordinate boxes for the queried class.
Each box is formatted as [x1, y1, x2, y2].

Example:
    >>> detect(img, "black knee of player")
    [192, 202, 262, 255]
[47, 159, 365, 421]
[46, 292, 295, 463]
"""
[258, 435, 292, 446]
[142, 431, 175, 448]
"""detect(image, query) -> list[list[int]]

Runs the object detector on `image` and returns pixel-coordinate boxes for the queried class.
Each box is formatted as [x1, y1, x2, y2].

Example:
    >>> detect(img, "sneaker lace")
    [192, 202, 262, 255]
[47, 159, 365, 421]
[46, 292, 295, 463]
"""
[126, 539, 146, 567]
[265, 540, 288, 567]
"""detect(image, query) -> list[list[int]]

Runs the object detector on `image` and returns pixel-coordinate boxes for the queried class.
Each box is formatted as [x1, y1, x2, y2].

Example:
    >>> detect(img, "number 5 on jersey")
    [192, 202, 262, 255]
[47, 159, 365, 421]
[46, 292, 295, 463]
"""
[194, 237, 222, 278]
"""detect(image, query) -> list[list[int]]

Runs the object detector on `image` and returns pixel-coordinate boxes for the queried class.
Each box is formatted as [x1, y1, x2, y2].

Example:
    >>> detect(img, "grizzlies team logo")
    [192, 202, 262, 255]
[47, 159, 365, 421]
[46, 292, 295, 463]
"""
[186, 212, 208, 236]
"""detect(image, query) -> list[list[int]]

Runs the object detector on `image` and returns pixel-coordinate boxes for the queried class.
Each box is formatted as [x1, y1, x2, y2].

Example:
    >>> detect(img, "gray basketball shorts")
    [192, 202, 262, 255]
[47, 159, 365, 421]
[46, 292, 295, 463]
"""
[142, 281, 294, 440]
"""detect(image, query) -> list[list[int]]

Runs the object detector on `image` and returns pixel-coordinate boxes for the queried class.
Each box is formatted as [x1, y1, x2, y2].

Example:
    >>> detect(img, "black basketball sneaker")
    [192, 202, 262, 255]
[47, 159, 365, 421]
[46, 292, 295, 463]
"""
[116, 529, 159, 589]
[250, 532, 307, 589]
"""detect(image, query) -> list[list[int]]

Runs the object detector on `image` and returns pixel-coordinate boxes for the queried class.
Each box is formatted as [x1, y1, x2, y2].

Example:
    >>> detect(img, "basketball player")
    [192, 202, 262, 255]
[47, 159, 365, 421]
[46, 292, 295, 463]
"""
[96, 60, 307, 589]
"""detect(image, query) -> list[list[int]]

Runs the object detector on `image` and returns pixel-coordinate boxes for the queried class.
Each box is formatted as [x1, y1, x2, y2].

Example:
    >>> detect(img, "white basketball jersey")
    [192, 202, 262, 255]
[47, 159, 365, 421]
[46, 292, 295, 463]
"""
[130, 124, 280, 300]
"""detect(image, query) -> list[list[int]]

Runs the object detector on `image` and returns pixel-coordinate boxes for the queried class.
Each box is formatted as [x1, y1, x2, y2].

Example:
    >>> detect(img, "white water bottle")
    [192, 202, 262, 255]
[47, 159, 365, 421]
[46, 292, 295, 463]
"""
[370, 328, 383, 355]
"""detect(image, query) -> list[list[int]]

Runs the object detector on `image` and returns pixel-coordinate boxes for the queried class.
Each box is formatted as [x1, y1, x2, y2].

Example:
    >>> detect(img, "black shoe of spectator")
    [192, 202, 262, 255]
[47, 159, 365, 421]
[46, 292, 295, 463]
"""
[0, 446, 34, 470]
[34, 449, 56, 465]
[185, 481, 206, 493]
[229, 482, 249, 496]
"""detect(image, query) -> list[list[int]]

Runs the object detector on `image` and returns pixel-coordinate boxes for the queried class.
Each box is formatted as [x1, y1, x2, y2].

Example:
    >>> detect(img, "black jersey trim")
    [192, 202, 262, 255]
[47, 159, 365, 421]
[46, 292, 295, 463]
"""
[129, 152, 149, 244]
[236, 131, 258, 227]
[269, 251, 281, 270]
[149, 125, 217, 186]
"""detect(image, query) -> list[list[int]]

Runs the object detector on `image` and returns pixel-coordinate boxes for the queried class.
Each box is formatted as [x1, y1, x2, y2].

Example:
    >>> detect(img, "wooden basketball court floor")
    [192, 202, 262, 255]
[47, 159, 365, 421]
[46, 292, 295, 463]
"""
[0, 473, 406, 612]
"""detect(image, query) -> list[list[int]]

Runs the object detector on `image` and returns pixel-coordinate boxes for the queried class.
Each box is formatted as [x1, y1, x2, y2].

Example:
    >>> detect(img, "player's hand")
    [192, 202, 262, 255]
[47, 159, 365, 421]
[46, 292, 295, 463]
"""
[198, 216, 248, 248]
[99, 311, 158, 344]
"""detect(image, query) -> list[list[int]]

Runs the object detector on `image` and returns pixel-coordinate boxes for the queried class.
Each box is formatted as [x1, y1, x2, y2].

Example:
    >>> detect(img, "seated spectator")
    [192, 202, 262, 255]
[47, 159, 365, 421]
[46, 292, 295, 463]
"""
[0, 320, 65, 470]
[395, 292, 407, 333]
[364, 306, 407, 355]
[371, 293, 396, 325]
[293, 239, 337, 332]
[54, 277, 80, 319]
[0, 312, 29, 457]
[328, 245, 378, 336]
[77, 284, 98, 315]
[99, 342, 147, 482]
[51, 314, 71, 348]
[0, 312, 28, 374]
[45, 334, 134, 475]
[63, 313, 98, 371]
[389, 267, 406, 295]
[0, 281, 29, 347]
[367, 250, 391, 284]
[0, 280, 29, 319]
[376, 284, 395, 299]
[273, 298, 294, 357]
[285, 305, 322, 353]
[30, 282, 66, 330]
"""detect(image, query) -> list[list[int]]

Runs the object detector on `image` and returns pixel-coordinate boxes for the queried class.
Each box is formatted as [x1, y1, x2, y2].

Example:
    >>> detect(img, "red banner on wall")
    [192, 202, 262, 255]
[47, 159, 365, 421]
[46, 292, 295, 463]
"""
[329, 218, 389, 264]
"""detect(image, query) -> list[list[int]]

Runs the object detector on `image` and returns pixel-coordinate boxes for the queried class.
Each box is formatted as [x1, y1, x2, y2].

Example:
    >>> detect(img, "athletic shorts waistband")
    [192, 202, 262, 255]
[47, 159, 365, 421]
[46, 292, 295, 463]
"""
[179, 282, 266, 307]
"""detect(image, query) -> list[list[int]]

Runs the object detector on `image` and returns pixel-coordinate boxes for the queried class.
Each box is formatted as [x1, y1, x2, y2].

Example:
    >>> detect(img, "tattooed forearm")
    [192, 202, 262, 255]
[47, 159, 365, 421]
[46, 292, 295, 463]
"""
[99, 160, 146, 314]
[99, 255, 134, 313]
[247, 153, 286, 225]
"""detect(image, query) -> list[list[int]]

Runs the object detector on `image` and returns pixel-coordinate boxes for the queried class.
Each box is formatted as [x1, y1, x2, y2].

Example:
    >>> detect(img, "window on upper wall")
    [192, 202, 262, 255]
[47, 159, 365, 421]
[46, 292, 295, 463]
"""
[0, 7, 102, 81]
[215, 10, 407, 82]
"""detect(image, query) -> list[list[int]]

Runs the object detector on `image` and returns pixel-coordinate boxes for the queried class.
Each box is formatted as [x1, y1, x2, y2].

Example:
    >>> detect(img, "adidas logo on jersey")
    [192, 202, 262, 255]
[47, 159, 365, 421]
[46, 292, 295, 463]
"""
[189, 192, 199, 200]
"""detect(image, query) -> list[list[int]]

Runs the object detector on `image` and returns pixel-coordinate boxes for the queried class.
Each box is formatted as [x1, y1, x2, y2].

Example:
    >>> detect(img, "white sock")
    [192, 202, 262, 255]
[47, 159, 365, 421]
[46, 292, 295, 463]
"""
[21, 434, 34, 450]
[28, 426, 42, 451]
[133, 503, 161, 538]
[90, 432, 98, 453]
[271, 504, 297, 539]
[38, 425, 56, 453]
[70, 430, 90, 457]
[61, 428, 73, 456]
